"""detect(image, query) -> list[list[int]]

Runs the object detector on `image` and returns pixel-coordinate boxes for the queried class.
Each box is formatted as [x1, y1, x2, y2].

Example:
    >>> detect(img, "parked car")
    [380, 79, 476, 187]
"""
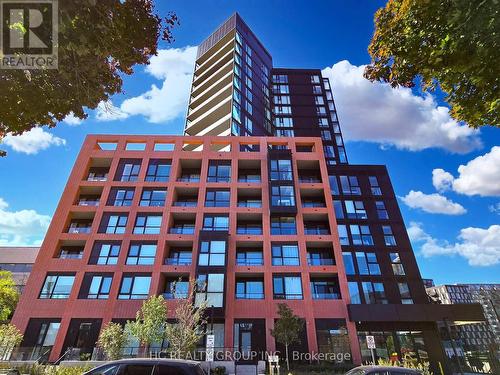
[345, 365, 422, 375]
[83, 359, 206, 375]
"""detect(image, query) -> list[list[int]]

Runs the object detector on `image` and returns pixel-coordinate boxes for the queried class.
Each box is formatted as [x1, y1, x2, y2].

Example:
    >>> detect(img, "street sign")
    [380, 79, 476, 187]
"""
[268, 355, 279, 363]
[366, 335, 376, 349]
[206, 334, 215, 362]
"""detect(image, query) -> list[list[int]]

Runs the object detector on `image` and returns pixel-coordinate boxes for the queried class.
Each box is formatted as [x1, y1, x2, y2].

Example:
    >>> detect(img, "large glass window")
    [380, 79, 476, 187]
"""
[165, 250, 192, 266]
[145, 160, 171, 182]
[108, 188, 134, 206]
[199, 240, 226, 266]
[133, 214, 162, 234]
[338, 225, 349, 245]
[369, 176, 382, 195]
[350, 225, 373, 245]
[202, 215, 229, 231]
[362, 282, 387, 304]
[118, 275, 151, 299]
[272, 244, 299, 266]
[207, 161, 231, 182]
[342, 253, 355, 275]
[348, 282, 361, 304]
[100, 214, 128, 234]
[271, 185, 295, 206]
[333, 200, 344, 219]
[340, 176, 361, 195]
[390, 252, 405, 275]
[270, 159, 292, 180]
[126, 243, 156, 265]
[40, 274, 75, 299]
[115, 160, 141, 182]
[85, 275, 112, 299]
[307, 249, 334, 266]
[345, 201, 367, 219]
[205, 189, 230, 207]
[271, 216, 296, 235]
[140, 189, 166, 207]
[398, 282, 413, 304]
[236, 279, 264, 299]
[355, 252, 381, 275]
[273, 275, 303, 300]
[195, 273, 224, 307]
[90, 242, 120, 265]
[383, 226, 397, 246]
[310, 280, 340, 299]
[376, 201, 389, 219]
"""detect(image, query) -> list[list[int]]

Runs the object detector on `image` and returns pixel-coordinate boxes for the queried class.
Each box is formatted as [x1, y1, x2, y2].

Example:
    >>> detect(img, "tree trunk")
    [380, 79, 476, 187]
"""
[285, 343, 289, 371]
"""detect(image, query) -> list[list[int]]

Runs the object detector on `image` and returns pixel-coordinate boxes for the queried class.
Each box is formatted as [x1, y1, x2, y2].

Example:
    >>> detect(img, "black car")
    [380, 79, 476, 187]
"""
[345, 365, 422, 375]
[83, 359, 206, 375]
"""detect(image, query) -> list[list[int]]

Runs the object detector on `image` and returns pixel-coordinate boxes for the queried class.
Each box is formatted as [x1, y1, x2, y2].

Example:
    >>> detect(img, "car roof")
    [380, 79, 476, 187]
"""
[354, 366, 421, 373]
[96, 358, 201, 367]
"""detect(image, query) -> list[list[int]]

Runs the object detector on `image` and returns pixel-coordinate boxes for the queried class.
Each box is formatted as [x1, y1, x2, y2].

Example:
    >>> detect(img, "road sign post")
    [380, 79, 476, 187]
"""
[366, 335, 376, 365]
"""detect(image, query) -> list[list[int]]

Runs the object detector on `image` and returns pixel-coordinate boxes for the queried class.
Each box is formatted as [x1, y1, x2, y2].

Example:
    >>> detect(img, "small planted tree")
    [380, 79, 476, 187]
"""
[0, 323, 23, 360]
[0, 271, 19, 322]
[125, 295, 167, 355]
[97, 322, 128, 360]
[271, 303, 303, 371]
[164, 279, 207, 359]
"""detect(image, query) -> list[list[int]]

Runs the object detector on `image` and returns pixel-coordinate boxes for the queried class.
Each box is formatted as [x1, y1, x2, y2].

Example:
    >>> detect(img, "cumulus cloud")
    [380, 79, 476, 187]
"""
[95, 46, 197, 124]
[0, 197, 51, 246]
[62, 112, 83, 126]
[95, 100, 129, 121]
[2, 127, 66, 154]
[321, 61, 482, 153]
[432, 168, 454, 192]
[400, 190, 466, 215]
[408, 222, 500, 266]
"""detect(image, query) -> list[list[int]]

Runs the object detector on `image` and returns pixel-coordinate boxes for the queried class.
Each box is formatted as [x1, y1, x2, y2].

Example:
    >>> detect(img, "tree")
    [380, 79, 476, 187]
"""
[97, 322, 128, 360]
[125, 295, 167, 354]
[365, 0, 499, 128]
[0, 323, 23, 360]
[270, 303, 303, 371]
[0, 271, 19, 322]
[0, 0, 179, 156]
[164, 279, 207, 359]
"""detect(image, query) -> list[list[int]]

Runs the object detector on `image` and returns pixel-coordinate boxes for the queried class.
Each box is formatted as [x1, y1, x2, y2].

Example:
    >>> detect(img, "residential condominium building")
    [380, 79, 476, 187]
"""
[11, 13, 484, 372]
[0, 246, 39, 293]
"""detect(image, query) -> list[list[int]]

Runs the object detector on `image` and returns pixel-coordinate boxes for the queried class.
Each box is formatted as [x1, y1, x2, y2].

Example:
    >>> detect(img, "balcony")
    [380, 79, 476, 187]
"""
[86, 167, 108, 182]
[307, 249, 335, 266]
[164, 249, 192, 266]
[173, 187, 198, 207]
[177, 159, 202, 182]
[77, 195, 100, 207]
[169, 225, 195, 235]
[67, 219, 93, 234]
[58, 246, 84, 259]
[236, 224, 263, 235]
[304, 224, 330, 235]
[310, 277, 341, 300]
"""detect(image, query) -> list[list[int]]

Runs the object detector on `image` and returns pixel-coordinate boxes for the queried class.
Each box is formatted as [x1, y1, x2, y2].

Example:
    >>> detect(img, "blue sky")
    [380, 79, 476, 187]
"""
[0, 0, 499, 285]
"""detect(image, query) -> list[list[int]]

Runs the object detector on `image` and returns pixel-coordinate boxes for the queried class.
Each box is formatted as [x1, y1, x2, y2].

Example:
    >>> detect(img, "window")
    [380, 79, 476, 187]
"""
[307, 250, 334, 266]
[340, 176, 361, 195]
[270, 159, 292, 180]
[199, 240, 226, 266]
[133, 214, 162, 234]
[348, 282, 361, 304]
[390, 252, 405, 275]
[273, 74, 288, 83]
[376, 201, 389, 219]
[236, 279, 264, 299]
[195, 273, 224, 307]
[145, 160, 171, 182]
[313, 85, 322, 94]
[236, 250, 263, 266]
[82, 275, 112, 299]
[345, 201, 367, 219]
[329, 175, 340, 195]
[118, 275, 151, 299]
[362, 282, 387, 304]
[355, 252, 381, 275]
[90, 242, 120, 265]
[311, 75, 320, 84]
[398, 282, 413, 304]
[276, 129, 294, 137]
[126, 243, 156, 265]
[205, 189, 230, 207]
[169, 221, 195, 234]
[310, 280, 340, 299]
[115, 159, 141, 182]
[108, 188, 134, 206]
[203, 215, 229, 231]
[342, 253, 355, 275]
[40, 274, 75, 299]
[233, 102, 241, 123]
[321, 130, 332, 141]
[383, 226, 396, 246]
[273, 275, 303, 299]
[333, 200, 344, 219]
[271, 216, 296, 235]
[164, 279, 189, 299]
[274, 117, 293, 128]
[315, 96, 324, 105]
[323, 146, 335, 158]
[338, 225, 349, 245]
[369, 176, 382, 195]
[140, 189, 166, 207]
[165, 250, 192, 265]
[99, 214, 128, 234]
[350, 225, 373, 245]
[274, 95, 290, 105]
[271, 185, 295, 206]
[207, 161, 231, 182]
[272, 244, 299, 266]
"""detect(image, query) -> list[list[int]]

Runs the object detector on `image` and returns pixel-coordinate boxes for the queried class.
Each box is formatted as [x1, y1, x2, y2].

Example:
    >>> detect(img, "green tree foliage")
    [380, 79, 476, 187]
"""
[270, 303, 303, 371]
[164, 279, 207, 358]
[97, 322, 128, 360]
[365, 0, 499, 128]
[0, 0, 179, 156]
[0, 271, 19, 322]
[377, 358, 433, 375]
[125, 295, 167, 353]
[0, 323, 23, 360]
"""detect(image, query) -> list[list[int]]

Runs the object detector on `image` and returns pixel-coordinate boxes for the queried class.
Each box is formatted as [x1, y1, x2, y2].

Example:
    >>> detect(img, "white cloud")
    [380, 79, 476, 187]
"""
[2, 127, 66, 155]
[95, 100, 129, 121]
[408, 222, 500, 266]
[432, 168, 454, 192]
[95, 46, 197, 124]
[62, 112, 83, 126]
[0, 197, 51, 246]
[489, 203, 500, 215]
[321, 61, 482, 153]
[400, 190, 466, 215]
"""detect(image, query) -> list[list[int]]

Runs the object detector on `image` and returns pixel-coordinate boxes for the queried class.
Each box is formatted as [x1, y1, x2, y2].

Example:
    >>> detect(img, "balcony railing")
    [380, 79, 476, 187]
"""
[164, 258, 192, 266]
[87, 175, 107, 182]
[304, 227, 330, 235]
[236, 292, 264, 299]
[173, 201, 198, 207]
[169, 227, 195, 235]
[236, 227, 263, 235]
[77, 200, 100, 206]
[236, 258, 264, 266]
[177, 176, 200, 182]
[67, 227, 92, 234]
[307, 258, 334, 266]
[311, 292, 340, 300]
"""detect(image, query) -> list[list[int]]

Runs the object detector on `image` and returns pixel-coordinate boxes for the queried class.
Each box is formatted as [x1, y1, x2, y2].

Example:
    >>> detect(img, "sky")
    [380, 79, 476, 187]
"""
[0, 0, 499, 285]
